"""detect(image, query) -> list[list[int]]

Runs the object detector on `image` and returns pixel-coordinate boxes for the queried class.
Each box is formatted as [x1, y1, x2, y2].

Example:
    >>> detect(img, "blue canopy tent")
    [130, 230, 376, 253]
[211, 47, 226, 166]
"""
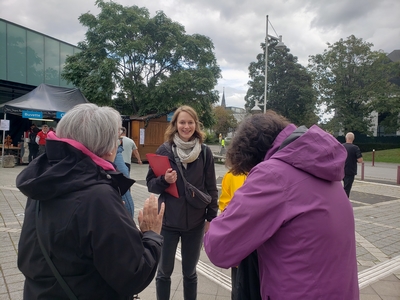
[0, 83, 89, 164]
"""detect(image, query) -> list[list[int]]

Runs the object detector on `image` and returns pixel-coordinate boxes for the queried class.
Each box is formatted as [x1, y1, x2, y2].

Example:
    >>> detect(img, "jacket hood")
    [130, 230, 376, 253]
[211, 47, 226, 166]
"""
[266, 124, 346, 181]
[16, 139, 134, 201]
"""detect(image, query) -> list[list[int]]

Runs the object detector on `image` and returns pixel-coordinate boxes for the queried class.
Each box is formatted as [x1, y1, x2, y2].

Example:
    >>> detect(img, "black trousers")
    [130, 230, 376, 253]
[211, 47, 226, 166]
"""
[343, 175, 355, 198]
[232, 250, 261, 300]
[28, 143, 39, 162]
[156, 223, 204, 300]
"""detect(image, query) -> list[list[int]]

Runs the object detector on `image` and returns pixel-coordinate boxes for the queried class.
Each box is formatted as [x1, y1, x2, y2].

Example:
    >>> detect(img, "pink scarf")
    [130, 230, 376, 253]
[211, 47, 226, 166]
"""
[47, 131, 115, 171]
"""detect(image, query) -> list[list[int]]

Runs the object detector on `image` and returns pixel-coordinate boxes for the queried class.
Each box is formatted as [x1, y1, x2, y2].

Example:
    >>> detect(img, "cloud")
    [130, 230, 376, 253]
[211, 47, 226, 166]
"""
[1, 0, 399, 110]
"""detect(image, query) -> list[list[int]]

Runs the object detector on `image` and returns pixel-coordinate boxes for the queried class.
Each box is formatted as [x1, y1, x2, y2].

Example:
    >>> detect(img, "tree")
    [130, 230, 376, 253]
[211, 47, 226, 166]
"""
[62, 0, 221, 127]
[245, 40, 318, 127]
[212, 106, 238, 137]
[308, 35, 400, 134]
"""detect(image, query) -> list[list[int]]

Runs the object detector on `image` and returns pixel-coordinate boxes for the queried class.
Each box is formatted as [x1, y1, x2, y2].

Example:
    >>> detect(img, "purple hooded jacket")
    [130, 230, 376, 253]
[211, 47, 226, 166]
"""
[204, 124, 359, 299]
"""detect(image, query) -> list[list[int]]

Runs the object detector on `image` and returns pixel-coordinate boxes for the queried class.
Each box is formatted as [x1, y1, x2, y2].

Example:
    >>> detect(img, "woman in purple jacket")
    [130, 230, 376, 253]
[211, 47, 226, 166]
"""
[204, 111, 359, 299]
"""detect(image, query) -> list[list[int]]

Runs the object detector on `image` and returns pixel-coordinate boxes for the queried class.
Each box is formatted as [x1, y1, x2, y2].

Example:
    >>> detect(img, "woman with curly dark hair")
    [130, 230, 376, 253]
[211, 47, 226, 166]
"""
[204, 110, 359, 299]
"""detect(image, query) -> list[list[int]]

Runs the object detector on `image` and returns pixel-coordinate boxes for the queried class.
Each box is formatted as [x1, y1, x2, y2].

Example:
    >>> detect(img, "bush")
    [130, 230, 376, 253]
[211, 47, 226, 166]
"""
[205, 131, 218, 144]
[336, 135, 400, 152]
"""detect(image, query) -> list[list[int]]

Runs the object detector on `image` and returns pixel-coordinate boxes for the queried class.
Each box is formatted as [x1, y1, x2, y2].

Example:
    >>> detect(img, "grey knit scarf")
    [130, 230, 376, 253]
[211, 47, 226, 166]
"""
[173, 133, 201, 167]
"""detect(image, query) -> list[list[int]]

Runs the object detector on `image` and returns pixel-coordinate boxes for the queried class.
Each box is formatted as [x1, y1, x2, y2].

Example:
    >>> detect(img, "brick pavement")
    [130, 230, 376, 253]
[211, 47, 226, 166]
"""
[1, 162, 400, 299]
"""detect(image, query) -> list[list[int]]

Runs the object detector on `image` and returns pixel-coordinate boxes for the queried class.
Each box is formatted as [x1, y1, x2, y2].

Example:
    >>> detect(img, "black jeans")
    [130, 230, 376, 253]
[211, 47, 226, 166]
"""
[28, 143, 38, 162]
[156, 223, 205, 300]
[343, 175, 355, 197]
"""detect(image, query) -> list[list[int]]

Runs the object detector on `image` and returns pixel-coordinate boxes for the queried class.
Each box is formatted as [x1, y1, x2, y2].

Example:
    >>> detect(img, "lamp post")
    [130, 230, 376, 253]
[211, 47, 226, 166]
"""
[253, 15, 286, 113]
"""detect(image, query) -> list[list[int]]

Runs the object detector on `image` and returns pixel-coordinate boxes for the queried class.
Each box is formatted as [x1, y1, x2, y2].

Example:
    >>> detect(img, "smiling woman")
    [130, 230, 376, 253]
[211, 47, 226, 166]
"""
[146, 105, 219, 300]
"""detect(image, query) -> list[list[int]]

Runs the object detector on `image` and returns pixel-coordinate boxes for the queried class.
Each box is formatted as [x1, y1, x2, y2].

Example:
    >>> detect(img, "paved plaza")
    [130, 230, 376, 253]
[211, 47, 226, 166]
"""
[1, 151, 400, 299]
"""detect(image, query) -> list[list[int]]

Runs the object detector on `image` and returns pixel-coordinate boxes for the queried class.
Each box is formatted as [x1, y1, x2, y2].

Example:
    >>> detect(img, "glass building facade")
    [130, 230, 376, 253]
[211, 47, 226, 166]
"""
[0, 18, 80, 88]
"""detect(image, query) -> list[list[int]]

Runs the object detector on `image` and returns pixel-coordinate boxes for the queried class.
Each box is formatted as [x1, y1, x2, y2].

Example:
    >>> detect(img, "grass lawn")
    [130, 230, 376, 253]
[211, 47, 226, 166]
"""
[362, 148, 400, 164]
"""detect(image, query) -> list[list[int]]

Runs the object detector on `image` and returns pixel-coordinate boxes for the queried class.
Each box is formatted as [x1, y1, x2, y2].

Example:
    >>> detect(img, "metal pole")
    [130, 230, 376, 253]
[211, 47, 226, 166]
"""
[372, 149, 375, 166]
[1, 112, 6, 168]
[397, 166, 400, 185]
[361, 162, 364, 181]
[264, 15, 268, 114]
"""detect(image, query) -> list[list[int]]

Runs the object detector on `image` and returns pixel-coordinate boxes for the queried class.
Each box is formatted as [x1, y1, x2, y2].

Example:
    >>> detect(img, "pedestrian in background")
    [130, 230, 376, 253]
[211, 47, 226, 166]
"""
[204, 111, 359, 299]
[28, 124, 39, 162]
[120, 127, 142, 172]
[35, 124, 49, 156]
[114, 135, 135, 217]
[220, 137, 226, 155]
[342, 132, 363, 197]
[146, 105, 218, 300]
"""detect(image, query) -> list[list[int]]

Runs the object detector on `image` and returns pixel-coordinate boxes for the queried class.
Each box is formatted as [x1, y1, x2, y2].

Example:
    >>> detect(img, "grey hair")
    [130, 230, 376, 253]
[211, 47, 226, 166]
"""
[345, 132, 355, 142]
[56, 103, 121, 157]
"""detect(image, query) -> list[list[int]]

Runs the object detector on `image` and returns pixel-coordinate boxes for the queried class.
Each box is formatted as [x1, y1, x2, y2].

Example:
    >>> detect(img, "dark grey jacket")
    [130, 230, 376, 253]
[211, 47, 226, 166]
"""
[146, 142, 218, 230]
[17, 140, 163, 300]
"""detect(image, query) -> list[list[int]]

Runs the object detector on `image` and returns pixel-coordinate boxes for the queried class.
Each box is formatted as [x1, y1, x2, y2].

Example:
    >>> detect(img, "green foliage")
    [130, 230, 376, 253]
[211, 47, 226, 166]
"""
[308, 35, 400, 134]
[204, 131, 218, 144]
[212, 106, 238, 137]
[61, 0, 221, 127]
[362, 148, 400, 163]
[245, 40, 318, 126]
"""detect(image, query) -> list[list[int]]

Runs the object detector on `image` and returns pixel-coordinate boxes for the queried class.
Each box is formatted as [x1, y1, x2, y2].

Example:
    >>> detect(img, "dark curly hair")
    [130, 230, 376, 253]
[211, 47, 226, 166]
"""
[226, 110, 290, 175]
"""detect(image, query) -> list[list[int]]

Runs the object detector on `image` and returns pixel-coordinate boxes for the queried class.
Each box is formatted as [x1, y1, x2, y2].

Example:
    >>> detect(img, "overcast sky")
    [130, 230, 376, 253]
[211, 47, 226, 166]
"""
[1, 0, 399, 109]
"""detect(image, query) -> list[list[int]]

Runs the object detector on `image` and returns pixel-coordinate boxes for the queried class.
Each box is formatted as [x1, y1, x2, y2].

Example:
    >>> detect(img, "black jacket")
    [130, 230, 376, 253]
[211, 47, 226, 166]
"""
[17, 140, 163, 300]
[342, 142, 362, 176]
[146, 142, 218, 230]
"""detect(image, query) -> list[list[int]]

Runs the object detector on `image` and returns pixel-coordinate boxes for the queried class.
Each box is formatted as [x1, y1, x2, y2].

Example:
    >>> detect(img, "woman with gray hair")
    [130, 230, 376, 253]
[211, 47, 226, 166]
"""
[17, 103, 165, 300]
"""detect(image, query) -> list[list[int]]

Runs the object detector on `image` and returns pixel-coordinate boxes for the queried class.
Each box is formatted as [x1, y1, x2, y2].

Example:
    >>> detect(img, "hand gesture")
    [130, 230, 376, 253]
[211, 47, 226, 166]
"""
[138, 194, 164, 235]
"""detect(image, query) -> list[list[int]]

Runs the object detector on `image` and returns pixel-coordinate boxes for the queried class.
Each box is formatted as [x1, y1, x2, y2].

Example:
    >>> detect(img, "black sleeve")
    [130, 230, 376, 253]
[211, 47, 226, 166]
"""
[80, 186, 163, 296]
[355, 146, 362, 159]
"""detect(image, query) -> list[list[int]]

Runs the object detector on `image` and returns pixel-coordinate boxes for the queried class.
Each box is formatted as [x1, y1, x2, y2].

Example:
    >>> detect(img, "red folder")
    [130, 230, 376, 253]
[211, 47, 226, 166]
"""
[146, 153, 179, 198]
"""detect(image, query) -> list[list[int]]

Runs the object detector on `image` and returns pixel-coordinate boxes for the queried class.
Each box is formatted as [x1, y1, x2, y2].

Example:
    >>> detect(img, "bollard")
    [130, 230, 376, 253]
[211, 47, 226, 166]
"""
[361, 162, 364, 181]
[397, 166, 400, 185]
[372, 149, 375, 167]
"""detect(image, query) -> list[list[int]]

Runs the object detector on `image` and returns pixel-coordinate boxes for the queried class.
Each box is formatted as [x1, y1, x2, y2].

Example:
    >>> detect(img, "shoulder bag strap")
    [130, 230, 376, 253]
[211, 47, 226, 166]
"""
[173, 145, 207, 185]
[172, 145, 188, 185]
[35, 201, 78, 300]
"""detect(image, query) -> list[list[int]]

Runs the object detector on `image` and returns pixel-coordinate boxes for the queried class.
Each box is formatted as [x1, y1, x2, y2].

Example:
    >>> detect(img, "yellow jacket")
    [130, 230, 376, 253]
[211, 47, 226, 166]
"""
[218, 172, 247, 212]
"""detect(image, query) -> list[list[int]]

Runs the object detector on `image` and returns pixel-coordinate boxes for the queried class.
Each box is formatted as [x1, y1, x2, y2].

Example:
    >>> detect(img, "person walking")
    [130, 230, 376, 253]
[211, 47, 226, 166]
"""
[342, 132, 363, 197]
[17, 103, 164, 299]
[120, 127, 142, 172]
[220, 137, 226, 155]
[204, 111, 359, 300]
[146, 105, 218, 300]
[35, 124, 49, 156]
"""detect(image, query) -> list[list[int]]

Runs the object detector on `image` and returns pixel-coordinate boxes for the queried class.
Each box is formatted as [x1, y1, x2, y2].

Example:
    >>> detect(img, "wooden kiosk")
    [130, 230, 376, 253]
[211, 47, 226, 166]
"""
[128, 112, 172, 162]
